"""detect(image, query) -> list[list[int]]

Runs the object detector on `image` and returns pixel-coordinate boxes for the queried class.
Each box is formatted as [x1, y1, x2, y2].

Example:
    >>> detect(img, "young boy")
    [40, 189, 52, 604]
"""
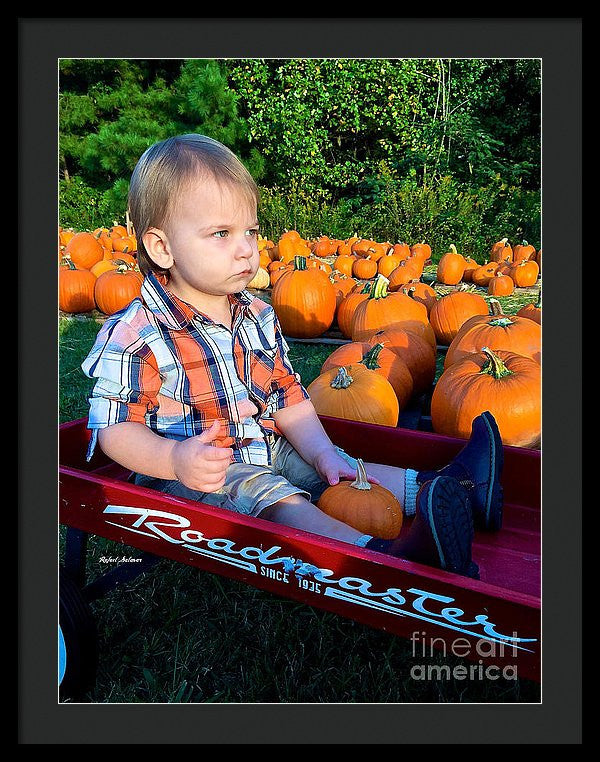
[82, 133, 504, 580]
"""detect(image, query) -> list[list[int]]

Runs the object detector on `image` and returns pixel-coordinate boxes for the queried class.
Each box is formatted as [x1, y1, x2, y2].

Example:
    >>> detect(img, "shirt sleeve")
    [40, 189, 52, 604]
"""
[81, 318, 162, 460]
[266, 313, 310, 413]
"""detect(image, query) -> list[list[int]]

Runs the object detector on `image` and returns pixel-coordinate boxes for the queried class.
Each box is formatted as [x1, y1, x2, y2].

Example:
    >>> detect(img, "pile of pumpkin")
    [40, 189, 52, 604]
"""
[290, 261, 541, 448]
[59, 226, 144, 316]
[436, 238, 541, 293]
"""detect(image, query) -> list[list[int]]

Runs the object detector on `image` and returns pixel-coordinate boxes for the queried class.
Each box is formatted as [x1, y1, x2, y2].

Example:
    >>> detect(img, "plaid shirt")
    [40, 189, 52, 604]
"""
[81, 272, 309, 466]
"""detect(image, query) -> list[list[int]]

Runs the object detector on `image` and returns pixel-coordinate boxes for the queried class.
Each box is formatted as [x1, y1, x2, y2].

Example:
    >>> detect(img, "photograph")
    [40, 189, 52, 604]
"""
[57, 54, 544, 707]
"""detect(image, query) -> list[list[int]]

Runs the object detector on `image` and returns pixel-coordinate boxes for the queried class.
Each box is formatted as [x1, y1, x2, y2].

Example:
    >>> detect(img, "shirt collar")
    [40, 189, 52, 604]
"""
[141, 271, 255, 330]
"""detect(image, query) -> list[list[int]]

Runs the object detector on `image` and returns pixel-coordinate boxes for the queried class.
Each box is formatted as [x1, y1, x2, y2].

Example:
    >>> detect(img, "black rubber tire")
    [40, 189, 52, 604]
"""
[59, 568, 98, 700]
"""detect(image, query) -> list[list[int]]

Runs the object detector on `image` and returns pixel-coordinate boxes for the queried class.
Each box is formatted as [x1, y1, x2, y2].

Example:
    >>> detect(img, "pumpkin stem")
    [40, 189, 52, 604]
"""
[350, 459, 372, 491]
[293, 255, 308, 271]
[360, 343, 385, 370]
[61, 256, 77, 270]
[479, 346, 513, 379]
[489, 298, 504, 316]
[330, 366, 354, 390]
[500, 237, 509, 245]
[522, 240, 529, 246]
[489, 317, 514, 327]
[449, 244, 458, 255]
[369, 274, 389, 300]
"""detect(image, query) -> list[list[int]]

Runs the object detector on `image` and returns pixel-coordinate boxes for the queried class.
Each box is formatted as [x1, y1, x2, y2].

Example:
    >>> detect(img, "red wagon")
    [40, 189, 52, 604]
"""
[58, 415, 541, 697]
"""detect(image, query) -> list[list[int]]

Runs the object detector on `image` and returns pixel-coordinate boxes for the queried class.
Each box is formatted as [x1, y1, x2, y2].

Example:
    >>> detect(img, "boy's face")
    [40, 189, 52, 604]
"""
[146, 173, 260, 303]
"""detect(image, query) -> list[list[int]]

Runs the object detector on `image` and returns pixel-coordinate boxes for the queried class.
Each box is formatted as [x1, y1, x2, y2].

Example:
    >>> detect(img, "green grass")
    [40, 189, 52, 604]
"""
[59, 299, 541, 704]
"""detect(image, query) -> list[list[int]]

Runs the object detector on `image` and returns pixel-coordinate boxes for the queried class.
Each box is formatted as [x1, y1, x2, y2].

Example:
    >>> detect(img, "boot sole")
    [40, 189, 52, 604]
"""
[424, 476, 479, 579]
[480, 412, 504, 532]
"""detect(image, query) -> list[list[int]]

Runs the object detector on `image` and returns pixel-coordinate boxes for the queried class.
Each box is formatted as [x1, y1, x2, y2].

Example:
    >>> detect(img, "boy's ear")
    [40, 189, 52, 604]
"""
[143, 227, 174, 270]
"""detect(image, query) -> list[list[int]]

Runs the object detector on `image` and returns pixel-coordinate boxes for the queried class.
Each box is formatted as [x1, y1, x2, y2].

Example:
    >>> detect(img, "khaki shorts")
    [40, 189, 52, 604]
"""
[132, 437, 359, 518]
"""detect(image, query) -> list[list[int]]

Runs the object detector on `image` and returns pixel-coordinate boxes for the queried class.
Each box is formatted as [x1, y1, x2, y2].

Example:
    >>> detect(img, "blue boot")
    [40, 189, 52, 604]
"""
[417, 411, 504, 531]
[368, 475, 479, 579]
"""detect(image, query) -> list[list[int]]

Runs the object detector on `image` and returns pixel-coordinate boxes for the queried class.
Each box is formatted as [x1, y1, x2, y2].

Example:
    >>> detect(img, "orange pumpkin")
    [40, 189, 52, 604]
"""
[387, 258, 424, 291]
[429, 290, 490, 346]
[436, 245, 466, 285]
[94, 264, 143, 315]
[367, 327, 436, 396]
[377, 251, 403, 278]
[271, 256, 336, 338]
[59, 259, 97, 313]
[490, 237, 513, 263]
[64, 232, 104, 270]
[471, 261, 500, 288]
[391, 242, 412, 261]
[351, 275, 430, 343]
[313, 235, 338, 258]
[512, 240, 536, 264]
[317, 458, 403, 539]
[352, 256, 378, 280]
[410, 242, 432, 263]
[333, 254, 357, 277]
[487, 272, 514, 297]
[337, 235, 360, 257]
[517, 289, 542, 324]
[400, 281, 438, 315]
[509, 260, 540, 287]
[444, 299, 541, 368]
[336, 284, 372, 338]
[307, 364, 399, 428]
[321, 341, 413, 410]
[461, 256, 479, 282]
[431, 347, 541, 448]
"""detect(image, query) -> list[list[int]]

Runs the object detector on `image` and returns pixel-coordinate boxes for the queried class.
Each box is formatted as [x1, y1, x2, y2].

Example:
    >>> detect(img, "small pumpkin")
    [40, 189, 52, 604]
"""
[410, 242, 432, 263]
[400, 281, 438, 315]
[387, 258, 424, 290]
[336, 283, 372, 338]
[377, 251, 403, 278]
[59, 258, 97, 313]
[512, 240, 536, 264]
[352, 256, 378, 280]
[333, 253, 357, 277]
[517, 289, 542, 325]
[429, 289, 489, 346]
[431, 347, 541, 448]
[444, 299, 541, 368]
[247, 267, 270, 290]
[471, 261, 500, 288]
[271, 255, 337, 338]
[391, 242, 412, 261]
[487, 272, 514, 297]
[350, 275, 430, 343]
[317, 458, 403, 539]
[490, 237, 513, 263]
[436, 244, 466, 285]
[461, 256, 479, 282]
[64, 232, 104, 270]
[94, 264, 143, 316]
[307, 364, 399, 428]
[367, 327, 436, 395]
[509, 260, 540, 288]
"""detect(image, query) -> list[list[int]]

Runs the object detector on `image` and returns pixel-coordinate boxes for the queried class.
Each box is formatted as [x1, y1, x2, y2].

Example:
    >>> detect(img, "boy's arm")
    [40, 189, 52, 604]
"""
[98, 421, 233, 492]
[272, 399, 336, 465]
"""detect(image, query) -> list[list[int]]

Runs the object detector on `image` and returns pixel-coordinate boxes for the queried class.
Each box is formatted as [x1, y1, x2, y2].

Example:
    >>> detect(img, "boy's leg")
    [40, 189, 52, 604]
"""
[260, 478, 478, 579]
[347, 411, 504, 531]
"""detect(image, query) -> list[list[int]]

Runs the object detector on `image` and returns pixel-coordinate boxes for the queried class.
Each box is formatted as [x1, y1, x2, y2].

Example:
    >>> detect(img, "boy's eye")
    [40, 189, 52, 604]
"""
[213, 230, 228, 238]
[246, 228, 259, 237]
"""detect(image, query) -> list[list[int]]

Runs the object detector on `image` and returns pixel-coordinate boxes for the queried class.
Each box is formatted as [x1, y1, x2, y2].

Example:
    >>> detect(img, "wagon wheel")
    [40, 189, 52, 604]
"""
[59, 567, 98, 700]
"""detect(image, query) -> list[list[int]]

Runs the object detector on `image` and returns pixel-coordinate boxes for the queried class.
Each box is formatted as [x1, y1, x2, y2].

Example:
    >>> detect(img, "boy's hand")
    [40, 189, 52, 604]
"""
[169, 421, 234, 492]
[313, 447, 380, 488]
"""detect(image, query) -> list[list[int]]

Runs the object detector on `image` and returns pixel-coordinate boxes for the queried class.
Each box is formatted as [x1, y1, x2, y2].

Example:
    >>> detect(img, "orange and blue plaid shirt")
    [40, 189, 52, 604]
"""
[81, 272, 309, 466]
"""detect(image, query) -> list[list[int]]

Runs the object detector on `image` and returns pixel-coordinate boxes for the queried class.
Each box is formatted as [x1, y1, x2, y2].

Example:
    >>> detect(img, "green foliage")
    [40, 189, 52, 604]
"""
[59, 57, 540, 248]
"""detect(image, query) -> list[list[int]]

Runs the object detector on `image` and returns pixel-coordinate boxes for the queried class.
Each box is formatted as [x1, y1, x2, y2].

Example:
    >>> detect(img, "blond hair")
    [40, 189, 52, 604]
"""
[128, 134, 260, 276]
